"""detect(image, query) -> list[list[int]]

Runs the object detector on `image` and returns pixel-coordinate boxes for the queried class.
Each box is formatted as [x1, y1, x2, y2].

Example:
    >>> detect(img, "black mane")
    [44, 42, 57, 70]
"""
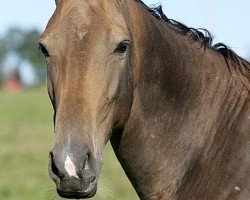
[135, 0, 248, 64]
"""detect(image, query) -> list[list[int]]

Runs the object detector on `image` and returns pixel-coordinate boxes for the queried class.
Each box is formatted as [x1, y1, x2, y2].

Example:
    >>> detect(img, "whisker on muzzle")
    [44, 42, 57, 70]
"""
[45, 184, 59, 200]
[95, 178, 117, 200]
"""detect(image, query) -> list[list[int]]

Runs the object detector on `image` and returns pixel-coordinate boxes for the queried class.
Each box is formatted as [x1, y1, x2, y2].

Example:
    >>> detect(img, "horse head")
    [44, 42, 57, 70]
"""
[39, 0, 133, 198]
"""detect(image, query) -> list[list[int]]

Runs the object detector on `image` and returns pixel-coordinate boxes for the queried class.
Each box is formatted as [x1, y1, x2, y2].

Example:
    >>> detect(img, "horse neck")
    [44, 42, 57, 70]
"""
[111, 1, 249, 199]
[128, 2, 247, 139]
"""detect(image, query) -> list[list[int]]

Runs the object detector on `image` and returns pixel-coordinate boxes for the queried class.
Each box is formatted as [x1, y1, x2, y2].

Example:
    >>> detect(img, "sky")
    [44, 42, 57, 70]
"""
[0, 0, 250, 59]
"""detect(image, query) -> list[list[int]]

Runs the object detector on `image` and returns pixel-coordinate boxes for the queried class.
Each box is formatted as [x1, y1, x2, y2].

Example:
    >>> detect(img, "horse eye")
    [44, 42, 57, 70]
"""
[39, 43, 50, 58]
[114, 41, 129, 54]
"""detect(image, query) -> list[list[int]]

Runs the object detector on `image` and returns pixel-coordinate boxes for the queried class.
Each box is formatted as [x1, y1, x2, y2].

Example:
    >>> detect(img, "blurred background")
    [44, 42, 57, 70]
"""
[0, 0, 249, 200]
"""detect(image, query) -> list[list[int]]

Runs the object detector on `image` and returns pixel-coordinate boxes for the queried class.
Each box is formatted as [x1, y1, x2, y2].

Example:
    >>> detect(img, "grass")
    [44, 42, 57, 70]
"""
[0, 86, 138, 200]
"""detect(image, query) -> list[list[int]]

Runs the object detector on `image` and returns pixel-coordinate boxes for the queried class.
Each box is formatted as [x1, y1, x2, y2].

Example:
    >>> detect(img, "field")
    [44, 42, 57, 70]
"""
[0, 86, 138, 200]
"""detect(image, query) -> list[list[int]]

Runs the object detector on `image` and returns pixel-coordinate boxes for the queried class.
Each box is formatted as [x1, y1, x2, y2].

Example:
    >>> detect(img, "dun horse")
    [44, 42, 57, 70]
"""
[39, 0, 250, 199]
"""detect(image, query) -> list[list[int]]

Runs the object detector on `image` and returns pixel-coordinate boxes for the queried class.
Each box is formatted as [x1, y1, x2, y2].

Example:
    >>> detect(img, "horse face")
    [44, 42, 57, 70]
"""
[39, 0, 133, 198]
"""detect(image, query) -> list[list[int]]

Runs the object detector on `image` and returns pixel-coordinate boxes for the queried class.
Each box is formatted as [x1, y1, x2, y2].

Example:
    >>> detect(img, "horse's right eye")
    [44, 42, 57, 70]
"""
[39, 43, 50, 58]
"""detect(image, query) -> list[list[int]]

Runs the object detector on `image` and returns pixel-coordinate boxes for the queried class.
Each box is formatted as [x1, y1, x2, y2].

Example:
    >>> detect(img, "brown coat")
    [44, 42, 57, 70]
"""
[40, 0, 250, 199]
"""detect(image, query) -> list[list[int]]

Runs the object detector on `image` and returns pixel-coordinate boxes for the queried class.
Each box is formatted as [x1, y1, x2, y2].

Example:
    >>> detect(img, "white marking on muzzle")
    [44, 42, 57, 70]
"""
[64, 155, 80, 179]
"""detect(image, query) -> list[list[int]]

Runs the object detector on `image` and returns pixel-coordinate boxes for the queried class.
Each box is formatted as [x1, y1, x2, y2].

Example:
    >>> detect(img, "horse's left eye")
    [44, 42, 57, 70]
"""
[114, 40, 129, 54]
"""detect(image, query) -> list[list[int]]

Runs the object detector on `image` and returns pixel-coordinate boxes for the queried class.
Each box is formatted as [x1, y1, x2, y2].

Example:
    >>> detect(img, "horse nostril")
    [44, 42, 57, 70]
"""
[50, 152, 61, 178]
[83, 153, 89, 167]
[82, 153, 91, 171]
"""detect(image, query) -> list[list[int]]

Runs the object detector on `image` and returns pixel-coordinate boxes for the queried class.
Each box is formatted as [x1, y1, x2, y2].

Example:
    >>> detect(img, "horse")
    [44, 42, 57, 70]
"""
[39, 0, 250, 199]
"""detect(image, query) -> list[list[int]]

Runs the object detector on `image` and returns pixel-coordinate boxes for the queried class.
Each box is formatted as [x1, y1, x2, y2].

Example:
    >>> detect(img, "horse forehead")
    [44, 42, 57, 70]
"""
[58, 0, 123, 17]
[52, 0, 126, 31]
[41, 1, 92, 41]
[54, 0, 92, 26]
[41, 0, 128, 47]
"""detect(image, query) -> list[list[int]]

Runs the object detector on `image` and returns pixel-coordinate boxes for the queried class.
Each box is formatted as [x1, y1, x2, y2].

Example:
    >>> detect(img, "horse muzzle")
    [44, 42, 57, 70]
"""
[48, 144, 98, 199]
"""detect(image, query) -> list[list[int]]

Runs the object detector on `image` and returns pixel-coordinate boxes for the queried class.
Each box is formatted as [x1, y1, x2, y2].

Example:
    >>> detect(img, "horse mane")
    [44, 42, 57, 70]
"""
[134, 0, 250, 66]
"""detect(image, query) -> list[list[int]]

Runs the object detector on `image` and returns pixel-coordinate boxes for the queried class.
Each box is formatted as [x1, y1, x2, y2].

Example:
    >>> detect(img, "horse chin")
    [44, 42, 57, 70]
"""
[56, 182, 98, 199]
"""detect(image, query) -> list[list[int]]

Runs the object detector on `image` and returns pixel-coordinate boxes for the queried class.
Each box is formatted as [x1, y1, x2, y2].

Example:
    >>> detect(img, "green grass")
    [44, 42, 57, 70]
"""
[0, 86, 138, 200]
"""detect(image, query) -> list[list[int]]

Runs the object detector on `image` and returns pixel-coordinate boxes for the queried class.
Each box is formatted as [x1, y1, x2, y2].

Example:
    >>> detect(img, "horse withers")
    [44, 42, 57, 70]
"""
[39, 0, 250, 199]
